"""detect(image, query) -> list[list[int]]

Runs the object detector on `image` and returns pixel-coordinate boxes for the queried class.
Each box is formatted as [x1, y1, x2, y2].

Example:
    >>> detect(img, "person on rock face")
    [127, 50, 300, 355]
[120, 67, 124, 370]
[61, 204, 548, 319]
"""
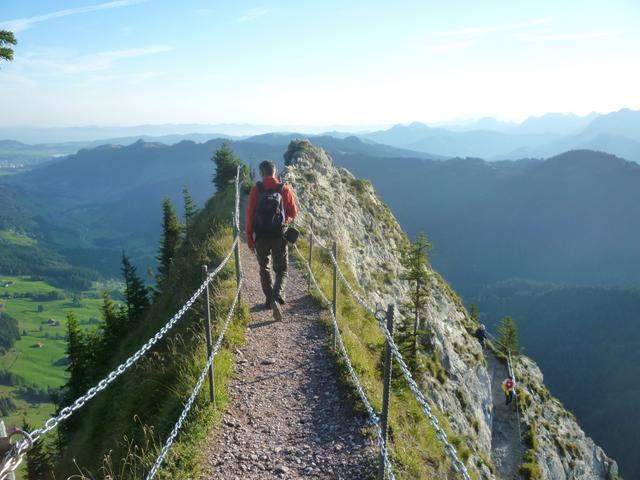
[474, 324, 487, 349]
[245, 160, 298, 321]
[502, 375, 516, 406]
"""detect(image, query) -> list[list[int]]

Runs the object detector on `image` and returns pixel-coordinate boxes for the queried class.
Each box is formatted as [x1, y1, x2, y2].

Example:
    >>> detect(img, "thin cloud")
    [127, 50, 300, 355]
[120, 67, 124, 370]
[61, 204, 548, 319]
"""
[238, 7, 269, 23]
[1, 0, 146, 33]
[518, 31, 622, 43]
[425, 18, 553, 38]
[18, 46, 174, 75]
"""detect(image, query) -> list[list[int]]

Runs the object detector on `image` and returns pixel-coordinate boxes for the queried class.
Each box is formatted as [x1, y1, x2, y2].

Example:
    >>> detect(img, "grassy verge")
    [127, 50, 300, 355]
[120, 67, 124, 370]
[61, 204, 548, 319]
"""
[56, 186, 250, 479]
[293, 237, 477, 479]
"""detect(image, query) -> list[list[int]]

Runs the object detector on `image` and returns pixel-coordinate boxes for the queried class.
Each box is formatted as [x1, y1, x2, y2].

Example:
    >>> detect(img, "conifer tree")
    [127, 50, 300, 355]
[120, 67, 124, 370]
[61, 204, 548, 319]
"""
[157, 198, 183, 283]
[65, 312, 86, 403]
[101, 291, 125, 347]
[498, 315, 520, 355]
[121, 252, 149, 322]
[0, 30, 17, 63]
[182, 186, 198, 236]
[399, 233, 433, 364]
[211, 143, 251, 192]
[23, 419, 54, 479]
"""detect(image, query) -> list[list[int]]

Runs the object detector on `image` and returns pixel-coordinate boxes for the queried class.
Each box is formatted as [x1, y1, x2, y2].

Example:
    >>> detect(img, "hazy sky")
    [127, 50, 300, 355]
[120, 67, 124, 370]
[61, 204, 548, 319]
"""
[1, 0, 640, 128]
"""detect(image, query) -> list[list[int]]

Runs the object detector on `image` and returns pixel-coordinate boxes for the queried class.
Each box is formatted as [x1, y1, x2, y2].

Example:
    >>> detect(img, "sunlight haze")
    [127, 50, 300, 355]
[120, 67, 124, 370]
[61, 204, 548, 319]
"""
[2, 0, 640, 127]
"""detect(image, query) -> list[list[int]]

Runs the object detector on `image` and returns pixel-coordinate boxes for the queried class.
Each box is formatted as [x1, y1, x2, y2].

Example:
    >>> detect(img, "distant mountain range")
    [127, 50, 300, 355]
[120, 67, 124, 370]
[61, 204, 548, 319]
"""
[334, 149, 640, 292]
[0, 135, 436, 276]
[358, 109, 640, 162]
[3, 108, 638, 165]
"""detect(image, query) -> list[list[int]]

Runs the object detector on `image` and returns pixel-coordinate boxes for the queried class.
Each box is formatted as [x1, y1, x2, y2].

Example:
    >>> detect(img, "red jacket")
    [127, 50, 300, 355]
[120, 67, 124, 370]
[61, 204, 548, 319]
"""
[245, 176, 298, 249]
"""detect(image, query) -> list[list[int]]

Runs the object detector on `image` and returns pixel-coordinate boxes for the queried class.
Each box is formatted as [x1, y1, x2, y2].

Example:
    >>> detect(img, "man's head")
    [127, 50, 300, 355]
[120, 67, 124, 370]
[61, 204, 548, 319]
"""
[259, 160, 276, 178]
[508, 376, 513, 380]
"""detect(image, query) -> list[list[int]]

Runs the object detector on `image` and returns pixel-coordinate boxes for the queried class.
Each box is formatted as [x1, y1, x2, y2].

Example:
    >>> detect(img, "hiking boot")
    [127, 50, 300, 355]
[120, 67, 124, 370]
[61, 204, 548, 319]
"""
[271, 299, 283, 321]
[274, 294, 285, 305]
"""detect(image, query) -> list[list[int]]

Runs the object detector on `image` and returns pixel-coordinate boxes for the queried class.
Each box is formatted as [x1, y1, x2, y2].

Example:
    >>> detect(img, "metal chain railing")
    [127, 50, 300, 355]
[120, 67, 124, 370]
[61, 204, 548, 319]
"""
[145, 278, 243, 480]
[0, 172, 243, 479]
[28, 236, 238, 443]
[320, 234, 472, 480]
[293, 244, 395, 480]
[486, 332, 523, 443]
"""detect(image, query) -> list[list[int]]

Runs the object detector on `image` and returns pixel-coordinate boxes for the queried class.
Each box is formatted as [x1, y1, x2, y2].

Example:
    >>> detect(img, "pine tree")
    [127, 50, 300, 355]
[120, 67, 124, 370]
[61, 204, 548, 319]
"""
[182, 186, 198, 236]
[101, 291, 125, 347]
[65, 312, 86, 403]
[498, 315, 520, 355]
[399, 233, 433, 364]
[156, 198, 183, 283]
[211, 143, 251, 192]
[0, 30, 17, 63]
[23, 419, 55, 479]
[121, 252, 150, 323]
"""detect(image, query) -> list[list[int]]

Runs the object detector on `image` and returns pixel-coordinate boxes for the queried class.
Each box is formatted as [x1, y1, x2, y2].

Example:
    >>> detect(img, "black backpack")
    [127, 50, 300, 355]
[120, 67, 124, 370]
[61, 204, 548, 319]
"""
[253, 182, 286, 237]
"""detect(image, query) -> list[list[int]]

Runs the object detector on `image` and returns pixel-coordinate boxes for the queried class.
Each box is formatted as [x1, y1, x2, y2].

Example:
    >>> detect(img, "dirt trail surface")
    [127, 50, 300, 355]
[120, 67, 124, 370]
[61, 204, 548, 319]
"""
[487, 353, 525, 480]
[200, 242, 376, 479]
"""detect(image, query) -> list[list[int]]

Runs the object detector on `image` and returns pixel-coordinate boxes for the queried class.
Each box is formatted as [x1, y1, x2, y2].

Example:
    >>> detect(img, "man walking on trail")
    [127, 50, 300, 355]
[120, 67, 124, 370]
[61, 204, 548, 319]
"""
[502, 375, 516, 407]
[246, 160, 298, 321]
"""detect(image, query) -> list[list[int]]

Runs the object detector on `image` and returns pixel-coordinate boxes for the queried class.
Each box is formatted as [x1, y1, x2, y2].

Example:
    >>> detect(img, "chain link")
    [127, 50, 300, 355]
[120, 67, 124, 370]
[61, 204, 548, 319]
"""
[293, 244, 395, 480]
[145, 279, 243, 480]
[322, 238, 472, 480]
[376, 319, 472, 480]
[25, 235, 239, 445]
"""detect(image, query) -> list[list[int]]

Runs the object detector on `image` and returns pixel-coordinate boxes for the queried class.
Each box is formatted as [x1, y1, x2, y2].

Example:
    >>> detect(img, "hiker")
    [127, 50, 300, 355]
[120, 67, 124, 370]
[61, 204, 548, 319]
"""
[245, 160, 298, 320]
[474, 324, 487, 349]
[502, 375, 516, 406]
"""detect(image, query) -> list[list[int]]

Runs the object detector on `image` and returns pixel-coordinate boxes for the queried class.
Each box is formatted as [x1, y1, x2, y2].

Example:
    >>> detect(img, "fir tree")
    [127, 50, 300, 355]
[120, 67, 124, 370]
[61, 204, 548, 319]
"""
[65, 312, 86, 403]
[121, 252, 149, 322]
[399, 233, 433, 364]
[0, 30, 17, 63]
[23, 419, 55, 480]
[182, 186, 198, 236]
[211, 143, 251, 192]
[498, 315, 520, 355]
[101, 291, 125, 347]
[156, 198, 183, 283]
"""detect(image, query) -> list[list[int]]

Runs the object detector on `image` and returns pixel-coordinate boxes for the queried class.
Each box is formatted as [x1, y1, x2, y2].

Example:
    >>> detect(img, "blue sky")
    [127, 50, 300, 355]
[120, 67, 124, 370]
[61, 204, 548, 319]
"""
[1, 0, 639, 128]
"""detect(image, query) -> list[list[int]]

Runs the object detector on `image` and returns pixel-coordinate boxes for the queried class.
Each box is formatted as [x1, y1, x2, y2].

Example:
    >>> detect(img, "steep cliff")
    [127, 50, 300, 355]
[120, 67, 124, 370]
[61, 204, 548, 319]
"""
[282, 139, 619, 480]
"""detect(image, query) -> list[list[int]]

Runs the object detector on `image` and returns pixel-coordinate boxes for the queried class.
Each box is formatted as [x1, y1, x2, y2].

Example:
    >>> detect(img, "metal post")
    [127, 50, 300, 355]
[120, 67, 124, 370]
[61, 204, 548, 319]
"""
[508, 351, 523, 443]
[308, 221, 314, 292]
[332, 241, 338, 351]
[0, 420, 16, 480]
[378, 304, 394, 480]
[233, 217, 242, 298]
[202, 265, 216, 407]
[378, 304, 395, 480]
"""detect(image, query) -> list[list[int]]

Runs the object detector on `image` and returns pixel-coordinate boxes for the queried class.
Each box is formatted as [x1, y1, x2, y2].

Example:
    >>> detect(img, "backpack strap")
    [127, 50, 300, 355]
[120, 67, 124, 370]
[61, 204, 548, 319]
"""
[257, 181, 284, 193]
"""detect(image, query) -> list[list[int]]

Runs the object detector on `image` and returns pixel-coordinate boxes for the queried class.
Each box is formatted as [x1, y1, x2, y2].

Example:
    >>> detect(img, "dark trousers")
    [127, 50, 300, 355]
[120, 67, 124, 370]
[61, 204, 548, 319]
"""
[255, 235, 288, 300]
[505, 390, 514, 405]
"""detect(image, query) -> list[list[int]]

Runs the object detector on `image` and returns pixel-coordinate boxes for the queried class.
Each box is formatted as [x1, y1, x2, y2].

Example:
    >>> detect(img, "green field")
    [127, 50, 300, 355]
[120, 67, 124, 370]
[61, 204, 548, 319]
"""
[0, 275, 118, 438]
[0, 230, 37, 247]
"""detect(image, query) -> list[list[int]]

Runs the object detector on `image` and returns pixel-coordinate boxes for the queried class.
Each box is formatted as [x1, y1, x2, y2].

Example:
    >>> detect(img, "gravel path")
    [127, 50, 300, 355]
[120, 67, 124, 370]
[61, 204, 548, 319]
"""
[488, 353, 525, 480]
[199, 242, 376, 480]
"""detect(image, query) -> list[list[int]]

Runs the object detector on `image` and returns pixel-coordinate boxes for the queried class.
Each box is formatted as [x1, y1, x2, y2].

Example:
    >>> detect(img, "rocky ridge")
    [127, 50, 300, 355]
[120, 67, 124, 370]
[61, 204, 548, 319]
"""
[282, 139, 619, 480]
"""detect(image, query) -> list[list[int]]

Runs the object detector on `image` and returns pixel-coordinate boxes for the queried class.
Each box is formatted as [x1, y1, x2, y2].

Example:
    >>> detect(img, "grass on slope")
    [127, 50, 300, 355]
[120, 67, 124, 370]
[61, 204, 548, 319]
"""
[293, 237, 479, 479]
[59, 186, 250, 480]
